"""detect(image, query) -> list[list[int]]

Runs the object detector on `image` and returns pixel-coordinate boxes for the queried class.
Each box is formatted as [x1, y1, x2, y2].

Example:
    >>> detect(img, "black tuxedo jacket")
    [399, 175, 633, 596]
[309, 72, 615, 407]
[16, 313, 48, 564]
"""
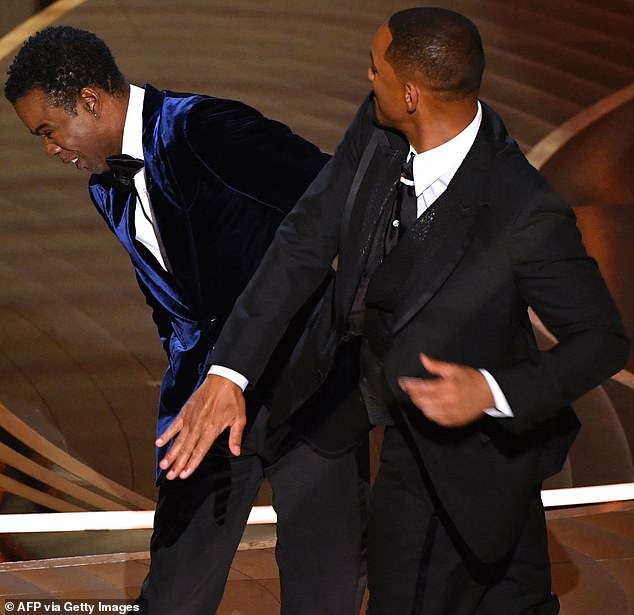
[212, 93, 629, 562]
[88, 85, 330, 482]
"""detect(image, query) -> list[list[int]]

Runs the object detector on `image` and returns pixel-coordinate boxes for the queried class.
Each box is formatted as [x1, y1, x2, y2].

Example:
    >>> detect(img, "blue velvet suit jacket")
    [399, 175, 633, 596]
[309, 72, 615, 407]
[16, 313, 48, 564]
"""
[88, 84, 329, 482]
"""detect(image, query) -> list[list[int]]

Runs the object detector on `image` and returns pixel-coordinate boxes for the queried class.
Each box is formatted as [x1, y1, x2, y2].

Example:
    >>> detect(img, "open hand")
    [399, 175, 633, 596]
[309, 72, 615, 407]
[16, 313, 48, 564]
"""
[156, 375, 246, 480]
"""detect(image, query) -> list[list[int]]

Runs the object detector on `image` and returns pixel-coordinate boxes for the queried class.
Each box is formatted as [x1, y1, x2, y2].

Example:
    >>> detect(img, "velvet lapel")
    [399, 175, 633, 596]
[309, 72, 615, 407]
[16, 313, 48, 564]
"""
[141, 85, 199, 310]
[335, 127, 409, 326]
[97, 175, 135, 232]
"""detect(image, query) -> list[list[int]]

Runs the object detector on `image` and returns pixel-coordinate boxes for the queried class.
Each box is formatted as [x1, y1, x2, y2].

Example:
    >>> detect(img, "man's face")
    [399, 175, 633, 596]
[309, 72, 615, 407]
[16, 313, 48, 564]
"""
[368, 23, 406, 129]
[13, 87, 113, 174]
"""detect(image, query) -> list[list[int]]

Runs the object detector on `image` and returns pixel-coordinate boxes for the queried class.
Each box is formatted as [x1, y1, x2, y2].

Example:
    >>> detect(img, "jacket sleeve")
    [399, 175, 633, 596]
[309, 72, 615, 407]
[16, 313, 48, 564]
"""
[209, 95, 376, 384]
[490, 185, 629, 433]
[183, 98, 330, 215]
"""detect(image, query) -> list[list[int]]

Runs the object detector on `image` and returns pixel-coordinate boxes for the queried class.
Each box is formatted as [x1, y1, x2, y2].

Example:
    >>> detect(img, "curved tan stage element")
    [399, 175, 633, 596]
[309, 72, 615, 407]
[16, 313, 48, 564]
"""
[0, 402, 153, 512]
[527, 81, 634, 490]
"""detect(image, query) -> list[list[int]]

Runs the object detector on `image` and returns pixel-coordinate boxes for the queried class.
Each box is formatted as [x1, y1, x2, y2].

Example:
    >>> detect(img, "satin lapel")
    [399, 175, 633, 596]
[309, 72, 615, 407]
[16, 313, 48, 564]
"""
[390, 131, 494, 334]
[335, 128, 408, 323]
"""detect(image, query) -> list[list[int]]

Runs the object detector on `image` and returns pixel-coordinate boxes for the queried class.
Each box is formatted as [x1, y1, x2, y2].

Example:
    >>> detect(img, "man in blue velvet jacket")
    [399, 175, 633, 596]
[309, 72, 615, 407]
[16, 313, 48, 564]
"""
[6, 26, 369, 615]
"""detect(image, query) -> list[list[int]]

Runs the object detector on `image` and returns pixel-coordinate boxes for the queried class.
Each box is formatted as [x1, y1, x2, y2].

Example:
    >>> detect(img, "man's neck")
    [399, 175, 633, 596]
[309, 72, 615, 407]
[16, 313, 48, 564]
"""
[406, 97, 479, 154]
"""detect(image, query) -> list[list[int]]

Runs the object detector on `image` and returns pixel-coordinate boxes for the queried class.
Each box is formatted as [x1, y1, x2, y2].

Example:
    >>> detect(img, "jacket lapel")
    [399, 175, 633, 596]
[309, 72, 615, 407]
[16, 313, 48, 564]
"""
[390, 196, 485, 334]
[335, 127, 408, 325]
[141, 85, 199, 308]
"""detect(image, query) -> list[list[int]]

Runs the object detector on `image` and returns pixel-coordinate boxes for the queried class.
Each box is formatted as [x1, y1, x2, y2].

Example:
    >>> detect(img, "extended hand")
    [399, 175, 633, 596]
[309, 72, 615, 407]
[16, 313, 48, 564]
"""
[156, 375, 246, 480]
[398, 354, 494, 428]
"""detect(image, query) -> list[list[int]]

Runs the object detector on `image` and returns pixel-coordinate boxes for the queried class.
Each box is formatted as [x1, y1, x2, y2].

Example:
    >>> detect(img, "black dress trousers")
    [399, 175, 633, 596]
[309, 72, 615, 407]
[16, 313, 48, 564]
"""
[367, 425, 559, 615]
[138, 406, 369, 615]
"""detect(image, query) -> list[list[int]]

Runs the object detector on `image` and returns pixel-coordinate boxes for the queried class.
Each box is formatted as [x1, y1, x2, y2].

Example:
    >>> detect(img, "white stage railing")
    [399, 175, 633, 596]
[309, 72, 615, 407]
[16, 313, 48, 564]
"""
[1, 483, 633, 534]
[541, 482, 634, 508]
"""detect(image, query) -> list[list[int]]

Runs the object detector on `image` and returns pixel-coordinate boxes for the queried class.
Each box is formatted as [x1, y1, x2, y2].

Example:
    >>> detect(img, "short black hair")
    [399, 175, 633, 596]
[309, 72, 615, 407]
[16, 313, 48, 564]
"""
[4, 25, 127, 112]
[386, 8, 484, 101]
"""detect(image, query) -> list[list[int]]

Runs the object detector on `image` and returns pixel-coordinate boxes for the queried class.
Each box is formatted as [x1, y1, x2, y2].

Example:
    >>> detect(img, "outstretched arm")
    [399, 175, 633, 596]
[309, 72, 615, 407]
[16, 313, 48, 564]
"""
[158, 95, 376, 478]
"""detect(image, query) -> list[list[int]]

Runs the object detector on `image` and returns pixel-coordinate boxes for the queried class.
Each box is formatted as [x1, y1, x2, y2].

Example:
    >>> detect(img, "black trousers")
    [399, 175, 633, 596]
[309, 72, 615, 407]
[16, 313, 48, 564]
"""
[138, 407, 369, 614]
[367, 426, 559, 615]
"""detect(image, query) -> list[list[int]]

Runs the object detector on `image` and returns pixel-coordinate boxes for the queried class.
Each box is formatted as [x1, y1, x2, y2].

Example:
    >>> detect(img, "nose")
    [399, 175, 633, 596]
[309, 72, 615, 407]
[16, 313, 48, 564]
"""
[44, 136, 61, 158]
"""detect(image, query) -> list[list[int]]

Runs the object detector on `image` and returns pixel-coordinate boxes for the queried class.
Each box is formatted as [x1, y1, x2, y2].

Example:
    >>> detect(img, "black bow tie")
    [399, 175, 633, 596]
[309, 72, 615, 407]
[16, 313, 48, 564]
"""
[106, 154, 144, 189]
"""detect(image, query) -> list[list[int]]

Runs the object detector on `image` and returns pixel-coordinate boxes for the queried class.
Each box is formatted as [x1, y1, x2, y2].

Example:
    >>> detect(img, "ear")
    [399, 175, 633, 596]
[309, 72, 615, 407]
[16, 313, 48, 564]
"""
[78, 87, 101, 118]
[404, 82, 419, 113]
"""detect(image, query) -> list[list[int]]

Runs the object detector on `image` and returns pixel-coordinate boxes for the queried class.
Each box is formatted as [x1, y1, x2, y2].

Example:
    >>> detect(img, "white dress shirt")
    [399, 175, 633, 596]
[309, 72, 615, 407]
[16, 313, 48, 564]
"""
[121, 84, 167, 270]
[409, 101, 482, 216]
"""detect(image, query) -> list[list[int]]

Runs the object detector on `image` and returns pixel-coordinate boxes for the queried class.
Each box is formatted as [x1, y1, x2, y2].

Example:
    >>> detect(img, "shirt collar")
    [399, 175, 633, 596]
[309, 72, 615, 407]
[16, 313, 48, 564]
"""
[410, 101, 482, 196]
[121, 84, 145, 160]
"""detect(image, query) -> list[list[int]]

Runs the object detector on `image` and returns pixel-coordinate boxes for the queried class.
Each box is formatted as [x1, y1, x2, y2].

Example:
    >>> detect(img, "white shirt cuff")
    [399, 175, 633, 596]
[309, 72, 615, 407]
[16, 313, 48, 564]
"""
[479, 369, 514, 418]
[208, 365, 249, 391]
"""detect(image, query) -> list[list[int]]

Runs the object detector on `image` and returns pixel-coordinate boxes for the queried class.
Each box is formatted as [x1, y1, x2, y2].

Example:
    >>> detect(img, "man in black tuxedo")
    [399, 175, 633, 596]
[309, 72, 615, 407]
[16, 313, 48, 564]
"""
[156, 7, 628, 615]
[5, 26, 369, 615]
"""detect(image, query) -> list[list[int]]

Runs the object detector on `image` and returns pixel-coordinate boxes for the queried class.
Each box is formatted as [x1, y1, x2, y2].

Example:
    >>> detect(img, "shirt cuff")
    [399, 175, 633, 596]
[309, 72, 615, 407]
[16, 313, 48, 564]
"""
[479, 369, 514, 418]
[208, 365, 249, 391]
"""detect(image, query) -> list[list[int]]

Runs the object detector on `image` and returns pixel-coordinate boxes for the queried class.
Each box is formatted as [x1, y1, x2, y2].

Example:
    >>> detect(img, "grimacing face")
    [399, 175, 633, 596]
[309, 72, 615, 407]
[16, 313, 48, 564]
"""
[13, 87, 113, 174]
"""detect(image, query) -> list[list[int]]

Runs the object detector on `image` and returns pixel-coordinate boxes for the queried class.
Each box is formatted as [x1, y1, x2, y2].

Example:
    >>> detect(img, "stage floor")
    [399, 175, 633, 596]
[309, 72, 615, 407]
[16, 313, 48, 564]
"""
[1, 502, 633, 614]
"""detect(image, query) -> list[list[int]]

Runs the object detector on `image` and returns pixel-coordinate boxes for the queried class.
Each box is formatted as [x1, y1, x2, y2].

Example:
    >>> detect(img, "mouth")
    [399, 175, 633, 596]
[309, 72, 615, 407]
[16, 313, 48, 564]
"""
[60, 155, 80, 168]
[60, 155, 80, 169]
[71, 156, 88, 171]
